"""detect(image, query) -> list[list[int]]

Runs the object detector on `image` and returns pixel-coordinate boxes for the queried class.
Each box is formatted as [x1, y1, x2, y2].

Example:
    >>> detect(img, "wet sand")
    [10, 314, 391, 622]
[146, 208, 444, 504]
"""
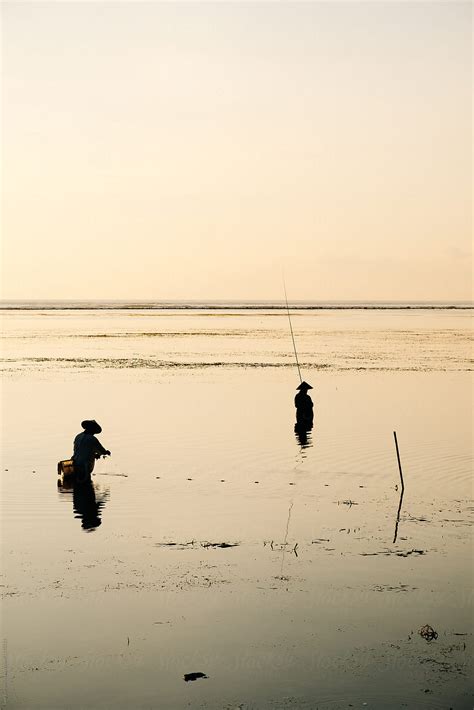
[1, 307, 472, 708]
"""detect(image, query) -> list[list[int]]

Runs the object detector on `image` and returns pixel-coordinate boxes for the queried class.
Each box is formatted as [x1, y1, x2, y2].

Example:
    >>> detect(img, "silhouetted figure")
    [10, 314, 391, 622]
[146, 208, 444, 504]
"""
[73, 480, 107, 531]
[72, 420, 110, 482]
[294, 381, 314, 426]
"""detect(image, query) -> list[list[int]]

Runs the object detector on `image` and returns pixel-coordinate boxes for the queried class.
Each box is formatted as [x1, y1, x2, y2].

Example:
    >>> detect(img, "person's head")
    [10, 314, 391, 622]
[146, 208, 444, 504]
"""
[296, 381, 313, 392]
[81, 420, 102, 435]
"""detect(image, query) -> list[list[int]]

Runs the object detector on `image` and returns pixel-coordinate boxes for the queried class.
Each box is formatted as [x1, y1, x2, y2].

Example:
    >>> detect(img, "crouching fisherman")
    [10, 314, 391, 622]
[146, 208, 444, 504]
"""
[72, 420, 110, 482]
[294, 381, 314, 426]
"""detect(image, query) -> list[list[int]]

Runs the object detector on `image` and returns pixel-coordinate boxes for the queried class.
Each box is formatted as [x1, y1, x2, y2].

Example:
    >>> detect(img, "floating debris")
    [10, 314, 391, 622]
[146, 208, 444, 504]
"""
[372, 584, 417, 593]
[184, 672, 208, 682]
[155, 541, 196, 549]
[201, 541, 239, 549]
[419, 624, 438, 641]
[396, 549, 425, 557]
[360, 549, 426, 557]
[155, 540, 238, 550]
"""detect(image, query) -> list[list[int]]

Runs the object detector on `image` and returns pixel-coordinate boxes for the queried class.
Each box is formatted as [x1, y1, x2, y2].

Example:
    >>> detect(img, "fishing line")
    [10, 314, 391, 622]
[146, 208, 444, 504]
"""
[283, 277, 302, 384]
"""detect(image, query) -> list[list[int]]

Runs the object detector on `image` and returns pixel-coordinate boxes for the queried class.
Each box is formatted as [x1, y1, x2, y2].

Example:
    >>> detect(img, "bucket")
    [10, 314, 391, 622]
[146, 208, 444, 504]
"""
[57, 459, 75, 476]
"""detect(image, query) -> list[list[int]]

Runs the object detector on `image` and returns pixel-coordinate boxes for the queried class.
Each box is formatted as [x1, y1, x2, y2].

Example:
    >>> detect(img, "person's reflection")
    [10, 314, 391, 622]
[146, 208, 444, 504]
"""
[58, 476, 108, 531]
[294, 421, 313, 449]
[73, 480, 107, 531]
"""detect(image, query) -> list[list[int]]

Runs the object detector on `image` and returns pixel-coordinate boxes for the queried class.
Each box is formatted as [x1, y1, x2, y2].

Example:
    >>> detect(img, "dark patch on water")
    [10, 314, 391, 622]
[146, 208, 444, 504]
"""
[183, 672, 208, 682]
[361, 549, 426, 557]
[155, 540, 239, 550]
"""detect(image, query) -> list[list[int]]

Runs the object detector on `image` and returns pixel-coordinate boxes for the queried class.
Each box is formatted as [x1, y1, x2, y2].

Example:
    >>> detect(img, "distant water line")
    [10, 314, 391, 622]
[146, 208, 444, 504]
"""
[1, 300, 473, 311]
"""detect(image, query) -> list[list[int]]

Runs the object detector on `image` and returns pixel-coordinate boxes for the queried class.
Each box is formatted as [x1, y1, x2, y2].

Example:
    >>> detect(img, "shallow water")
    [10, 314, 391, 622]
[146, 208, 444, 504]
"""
[1, 306, 473, 708]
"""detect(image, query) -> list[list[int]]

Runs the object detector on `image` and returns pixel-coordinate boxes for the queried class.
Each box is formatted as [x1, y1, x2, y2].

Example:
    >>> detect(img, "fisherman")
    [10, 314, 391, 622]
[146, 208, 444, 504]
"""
[72, 420, 110, 482]
[294, 382, 314, 425]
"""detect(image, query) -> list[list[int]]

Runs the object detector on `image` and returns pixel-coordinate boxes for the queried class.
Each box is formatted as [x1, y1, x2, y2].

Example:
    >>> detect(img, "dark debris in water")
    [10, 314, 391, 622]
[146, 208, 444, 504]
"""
[264, 541, 298, 555]
[419, 624, 438, 641]
[372, 584, 417, 593]
[201, 541, 239, 549]
[360, 549, 426, 557]
[183, 672, 208, 682]
[155, 540, 239, 550]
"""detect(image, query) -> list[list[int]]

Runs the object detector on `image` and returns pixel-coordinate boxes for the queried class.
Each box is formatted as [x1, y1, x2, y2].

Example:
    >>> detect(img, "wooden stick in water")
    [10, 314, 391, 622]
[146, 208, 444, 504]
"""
[393, 431, 405, 491]
[392, 431, 405, 544]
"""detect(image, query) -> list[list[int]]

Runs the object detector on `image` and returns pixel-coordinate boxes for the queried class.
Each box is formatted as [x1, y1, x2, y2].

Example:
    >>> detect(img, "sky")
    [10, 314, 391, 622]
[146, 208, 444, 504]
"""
[1, 1, 472, 301]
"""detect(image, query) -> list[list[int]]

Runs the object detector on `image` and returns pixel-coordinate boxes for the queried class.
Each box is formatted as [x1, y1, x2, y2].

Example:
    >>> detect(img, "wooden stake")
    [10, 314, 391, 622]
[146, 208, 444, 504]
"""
[393, 431, 405, 544]
[393, 431, 405, 491]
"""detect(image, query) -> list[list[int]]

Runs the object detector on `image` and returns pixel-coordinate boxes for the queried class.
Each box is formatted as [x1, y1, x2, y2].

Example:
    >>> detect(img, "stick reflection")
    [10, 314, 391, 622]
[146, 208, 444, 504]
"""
[393, 485, 405, 544]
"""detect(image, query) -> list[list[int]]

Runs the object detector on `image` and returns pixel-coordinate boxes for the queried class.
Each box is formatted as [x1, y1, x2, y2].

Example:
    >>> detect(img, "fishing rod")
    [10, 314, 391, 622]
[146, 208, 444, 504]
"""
[283, 278, 302, 384]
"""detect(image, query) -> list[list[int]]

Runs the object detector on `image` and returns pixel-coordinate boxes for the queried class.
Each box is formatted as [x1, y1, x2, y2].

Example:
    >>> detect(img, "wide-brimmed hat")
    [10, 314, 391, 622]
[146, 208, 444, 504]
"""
[81, 420, 102, 434]
[296, 381, 313, 391]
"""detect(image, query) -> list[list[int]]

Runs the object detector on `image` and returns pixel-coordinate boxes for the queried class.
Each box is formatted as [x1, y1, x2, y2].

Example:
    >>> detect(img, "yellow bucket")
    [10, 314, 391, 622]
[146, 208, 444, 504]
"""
[57, 459, 75, 476]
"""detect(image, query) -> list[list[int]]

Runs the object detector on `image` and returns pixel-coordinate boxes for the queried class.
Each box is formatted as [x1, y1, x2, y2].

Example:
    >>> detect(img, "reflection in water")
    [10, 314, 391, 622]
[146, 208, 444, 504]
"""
[279, 500, 294, 579]
[393, 485, 405, 544]
[58, 477, 109, 532]
[392, 431, 406, 544]
[294, 421, 313, 449]
[73, 481, 107, 531]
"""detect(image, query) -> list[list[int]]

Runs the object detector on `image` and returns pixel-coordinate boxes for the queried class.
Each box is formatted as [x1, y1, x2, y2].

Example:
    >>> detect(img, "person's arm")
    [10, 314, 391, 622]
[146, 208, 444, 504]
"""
[93, 436, 110, 457]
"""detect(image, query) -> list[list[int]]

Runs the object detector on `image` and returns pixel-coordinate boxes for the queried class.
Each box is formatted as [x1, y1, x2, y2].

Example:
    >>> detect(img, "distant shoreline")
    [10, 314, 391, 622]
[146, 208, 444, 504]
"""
[0, 300, 472, 312]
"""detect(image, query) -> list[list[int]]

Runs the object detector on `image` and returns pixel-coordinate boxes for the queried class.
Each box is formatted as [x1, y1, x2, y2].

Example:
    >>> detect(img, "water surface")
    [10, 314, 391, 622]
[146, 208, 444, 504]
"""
[1, 305, 472, 708]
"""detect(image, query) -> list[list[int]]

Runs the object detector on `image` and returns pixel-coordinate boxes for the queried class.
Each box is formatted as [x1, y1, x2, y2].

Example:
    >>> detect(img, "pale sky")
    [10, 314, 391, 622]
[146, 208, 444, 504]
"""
[1, 1, 472, 301]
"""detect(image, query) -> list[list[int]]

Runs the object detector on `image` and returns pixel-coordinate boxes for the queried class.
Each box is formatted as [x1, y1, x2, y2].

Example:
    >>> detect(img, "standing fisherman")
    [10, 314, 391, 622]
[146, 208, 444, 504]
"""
[72, 420, 110, 481]
[294, 382, 314, 426]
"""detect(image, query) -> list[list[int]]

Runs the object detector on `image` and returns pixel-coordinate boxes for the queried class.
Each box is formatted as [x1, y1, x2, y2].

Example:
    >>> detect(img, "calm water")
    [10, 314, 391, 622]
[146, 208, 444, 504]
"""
[1, 304, 472, 709]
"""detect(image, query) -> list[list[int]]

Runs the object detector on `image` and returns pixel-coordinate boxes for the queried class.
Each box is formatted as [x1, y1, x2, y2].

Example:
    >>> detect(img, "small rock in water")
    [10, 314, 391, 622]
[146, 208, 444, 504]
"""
[183, 672, 208, 682]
